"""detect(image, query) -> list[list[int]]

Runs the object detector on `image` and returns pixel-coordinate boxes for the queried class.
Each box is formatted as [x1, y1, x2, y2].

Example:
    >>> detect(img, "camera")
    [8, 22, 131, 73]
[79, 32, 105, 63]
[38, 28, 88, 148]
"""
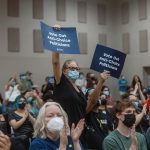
[96, 99, 107, 106]
[48, 76, 55, 84]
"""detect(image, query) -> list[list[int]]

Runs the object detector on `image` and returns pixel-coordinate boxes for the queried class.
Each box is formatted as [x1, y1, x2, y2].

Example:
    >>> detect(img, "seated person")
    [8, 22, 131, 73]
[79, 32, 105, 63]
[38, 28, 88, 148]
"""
[41, 76, 54, 101]
[146, 127, 150, 150]
[84, 97, 114, 150]
[103, 100, 148, 150]
[8, 95, 35, 150]
[30, 101, 84, 150]
[0, 110, 10, 135]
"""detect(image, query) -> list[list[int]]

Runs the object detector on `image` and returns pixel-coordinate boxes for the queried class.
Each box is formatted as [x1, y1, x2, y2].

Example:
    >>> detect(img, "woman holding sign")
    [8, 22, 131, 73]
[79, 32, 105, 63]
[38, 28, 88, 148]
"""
[52, 25, 110, 128]
[52, 52, 110, 126]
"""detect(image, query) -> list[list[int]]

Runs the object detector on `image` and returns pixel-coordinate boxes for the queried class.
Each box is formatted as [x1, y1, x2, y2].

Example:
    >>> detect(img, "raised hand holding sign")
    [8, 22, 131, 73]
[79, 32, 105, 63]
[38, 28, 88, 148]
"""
[90, 44, 126, 78]
[40, 22, 80, 54]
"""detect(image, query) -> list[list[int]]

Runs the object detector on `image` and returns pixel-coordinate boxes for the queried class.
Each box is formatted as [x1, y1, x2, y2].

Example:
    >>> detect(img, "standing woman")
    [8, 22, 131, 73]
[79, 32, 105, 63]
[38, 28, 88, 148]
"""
[29, 102, 85, 150]
[52, 25, 109, 128]
[52, 39, 109, 128]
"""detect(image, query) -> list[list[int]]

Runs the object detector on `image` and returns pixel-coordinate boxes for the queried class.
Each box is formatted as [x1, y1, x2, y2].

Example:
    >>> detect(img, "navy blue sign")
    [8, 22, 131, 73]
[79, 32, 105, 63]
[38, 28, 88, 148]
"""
[90, 44, 126, 78]
[40, 22, 80, 54]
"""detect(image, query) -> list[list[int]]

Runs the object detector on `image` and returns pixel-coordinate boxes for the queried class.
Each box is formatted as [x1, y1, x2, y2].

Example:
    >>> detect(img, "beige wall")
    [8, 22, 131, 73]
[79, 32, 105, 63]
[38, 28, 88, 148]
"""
[0, 0, 112, 97]
[110, 0, 150, 88]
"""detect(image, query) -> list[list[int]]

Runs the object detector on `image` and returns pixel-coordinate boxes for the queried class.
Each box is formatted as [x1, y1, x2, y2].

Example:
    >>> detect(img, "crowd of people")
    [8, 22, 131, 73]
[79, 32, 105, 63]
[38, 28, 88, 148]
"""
[0, 26, 150, 150]
[0, 60, 150, 150]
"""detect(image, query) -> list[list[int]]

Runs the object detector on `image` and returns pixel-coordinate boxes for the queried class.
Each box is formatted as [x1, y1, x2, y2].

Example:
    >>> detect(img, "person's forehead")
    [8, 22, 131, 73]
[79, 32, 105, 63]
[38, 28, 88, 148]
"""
[100, 94, 106, 99]
[68, 61, 78, 67]
[19, 98, 26, 102]
[123, 107, 135, 112]
[45, 105, 62, 114]
[129, 94, 137, 100]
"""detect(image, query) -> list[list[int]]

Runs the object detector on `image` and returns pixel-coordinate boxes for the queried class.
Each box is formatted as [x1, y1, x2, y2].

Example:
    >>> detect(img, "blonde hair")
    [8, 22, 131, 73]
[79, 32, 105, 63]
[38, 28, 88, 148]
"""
[33, 101, 70, 138]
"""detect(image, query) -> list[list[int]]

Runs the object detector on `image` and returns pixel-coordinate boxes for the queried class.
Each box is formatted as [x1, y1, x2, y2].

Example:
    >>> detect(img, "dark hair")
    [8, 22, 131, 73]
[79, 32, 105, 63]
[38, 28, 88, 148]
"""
[121, 93, 129, 100]
[101, 85, 109, 92]
[131, 75, 143, 89]
[15, 95, 28, 108]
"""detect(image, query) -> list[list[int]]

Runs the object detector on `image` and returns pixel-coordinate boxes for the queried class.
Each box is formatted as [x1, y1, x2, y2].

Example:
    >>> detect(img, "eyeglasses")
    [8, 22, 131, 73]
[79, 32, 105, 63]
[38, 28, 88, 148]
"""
[66, 66, 80, 71]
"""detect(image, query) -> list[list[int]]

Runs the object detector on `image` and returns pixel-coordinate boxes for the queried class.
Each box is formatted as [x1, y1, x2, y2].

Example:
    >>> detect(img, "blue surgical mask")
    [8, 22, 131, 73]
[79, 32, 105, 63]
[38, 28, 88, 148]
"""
[21, 76, 26, 80]
[11, 81, 17, 86]
[67, 70, 79, 81]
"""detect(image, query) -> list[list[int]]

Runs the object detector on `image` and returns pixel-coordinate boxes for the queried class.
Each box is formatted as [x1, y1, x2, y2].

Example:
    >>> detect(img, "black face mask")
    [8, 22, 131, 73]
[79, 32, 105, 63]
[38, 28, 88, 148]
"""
[122, 114, 136, 128]
[18, 103, 26, 109]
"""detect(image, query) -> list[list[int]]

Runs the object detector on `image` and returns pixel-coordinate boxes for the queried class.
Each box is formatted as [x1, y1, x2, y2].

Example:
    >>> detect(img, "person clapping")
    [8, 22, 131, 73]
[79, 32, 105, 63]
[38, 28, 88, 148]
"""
[30, 101, 84, 150]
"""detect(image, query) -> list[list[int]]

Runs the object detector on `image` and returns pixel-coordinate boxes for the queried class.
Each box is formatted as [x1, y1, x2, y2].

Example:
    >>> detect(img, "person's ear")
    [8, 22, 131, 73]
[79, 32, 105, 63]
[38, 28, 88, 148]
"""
[116, 112, 121, 120]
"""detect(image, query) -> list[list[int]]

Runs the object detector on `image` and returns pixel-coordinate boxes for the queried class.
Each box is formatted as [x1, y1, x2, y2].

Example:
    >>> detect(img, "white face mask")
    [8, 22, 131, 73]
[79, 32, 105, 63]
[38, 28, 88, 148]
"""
[47, 117, 64, 134]
[103, 91, 110, 96]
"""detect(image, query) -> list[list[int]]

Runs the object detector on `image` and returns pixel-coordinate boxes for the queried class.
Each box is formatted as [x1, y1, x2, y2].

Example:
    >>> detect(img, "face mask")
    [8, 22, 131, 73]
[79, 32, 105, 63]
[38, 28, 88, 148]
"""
[103, 91, 110, 96]
[75, 79, 84, 87]
[27, 96, 33, 103]
[11, 81, 17, 86]
[122, 114, 136, 128]
[18, 102, 26, 109]
[93, 84, 97, 89]
[67, 70, 79, 81]
[47, 117, 64, 134]
[79, 74, 84, 79]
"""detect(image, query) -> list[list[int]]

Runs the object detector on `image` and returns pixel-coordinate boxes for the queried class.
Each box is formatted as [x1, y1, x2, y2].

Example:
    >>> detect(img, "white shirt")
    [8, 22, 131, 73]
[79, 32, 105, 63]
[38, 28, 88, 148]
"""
[5, 85, 21, 102]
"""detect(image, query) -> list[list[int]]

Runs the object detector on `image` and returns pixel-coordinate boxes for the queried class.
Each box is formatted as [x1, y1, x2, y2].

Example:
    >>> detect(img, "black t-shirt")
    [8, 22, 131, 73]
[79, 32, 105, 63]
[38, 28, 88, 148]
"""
[53, 74, 87, 127]
[136, 114, 150, 134]
[8, 111, 33, 137]
[0, 121, 8, 135]
[83, 111, 113, 149]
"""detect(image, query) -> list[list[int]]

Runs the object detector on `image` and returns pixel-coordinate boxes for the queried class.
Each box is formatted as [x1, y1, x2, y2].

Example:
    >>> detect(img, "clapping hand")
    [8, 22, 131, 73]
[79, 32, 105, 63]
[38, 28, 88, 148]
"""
[130, 125, 138, 149]
[71, 119, 85, 143]
[0, 131, 11, 150]
[59, 121, 68, 149]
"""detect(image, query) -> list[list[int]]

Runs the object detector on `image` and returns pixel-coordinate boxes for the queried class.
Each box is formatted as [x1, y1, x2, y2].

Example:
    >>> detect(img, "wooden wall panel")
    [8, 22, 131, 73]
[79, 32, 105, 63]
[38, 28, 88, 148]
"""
[121, 2, 129, 24]
[139, 30, 148, 52]
[33, 29, 43, 53]
[122, 32, 130, 54]
[56, 0, 66, 21]
[77, 1, 87, 23]
[32, 0, 44, 19]
[97, 4, 106, 25]
[138, 0, 147, 20]
[8, 28, 20, 52]
[78, 32, 88, 54]
[7, 0, 19, 17]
